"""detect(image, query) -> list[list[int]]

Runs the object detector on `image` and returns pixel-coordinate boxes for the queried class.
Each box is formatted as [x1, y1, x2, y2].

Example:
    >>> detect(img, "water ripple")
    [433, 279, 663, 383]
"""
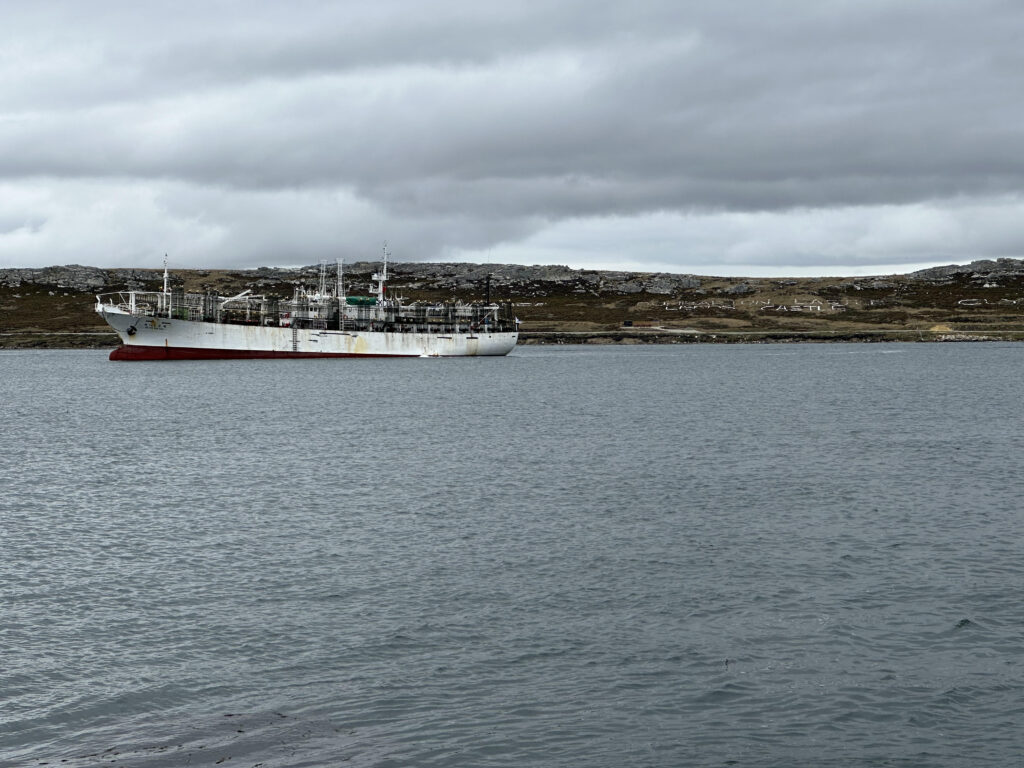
[2, 345, 1024, 766]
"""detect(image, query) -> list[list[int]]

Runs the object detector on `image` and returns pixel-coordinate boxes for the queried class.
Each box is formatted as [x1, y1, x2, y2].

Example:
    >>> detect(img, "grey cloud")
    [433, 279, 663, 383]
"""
[3, 0, 1024, 270]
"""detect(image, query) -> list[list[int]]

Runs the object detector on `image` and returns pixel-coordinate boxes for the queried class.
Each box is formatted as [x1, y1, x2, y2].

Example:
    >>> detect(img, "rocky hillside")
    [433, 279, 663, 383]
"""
[4, 258, 1024, 346]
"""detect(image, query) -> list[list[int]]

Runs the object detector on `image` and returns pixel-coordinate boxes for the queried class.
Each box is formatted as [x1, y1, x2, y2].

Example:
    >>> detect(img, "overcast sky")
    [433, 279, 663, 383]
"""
[2, 0, 1024, 276]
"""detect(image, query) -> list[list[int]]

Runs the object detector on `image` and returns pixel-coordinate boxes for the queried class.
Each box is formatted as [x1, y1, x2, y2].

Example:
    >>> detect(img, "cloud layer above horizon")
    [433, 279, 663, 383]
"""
[3, 0, 1024, 275]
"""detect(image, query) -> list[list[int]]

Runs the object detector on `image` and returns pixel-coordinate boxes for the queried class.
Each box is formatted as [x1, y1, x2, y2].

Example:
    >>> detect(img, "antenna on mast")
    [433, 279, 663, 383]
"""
[163, 254, 169, 294]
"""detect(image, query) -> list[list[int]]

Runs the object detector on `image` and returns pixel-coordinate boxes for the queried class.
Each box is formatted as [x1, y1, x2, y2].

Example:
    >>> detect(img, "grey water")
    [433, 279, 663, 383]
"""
[1, 344, 1023, 767]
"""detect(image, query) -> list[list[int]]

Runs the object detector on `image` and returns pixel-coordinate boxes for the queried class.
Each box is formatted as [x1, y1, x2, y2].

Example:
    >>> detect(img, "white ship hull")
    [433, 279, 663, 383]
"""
[100, 308, 518, 360]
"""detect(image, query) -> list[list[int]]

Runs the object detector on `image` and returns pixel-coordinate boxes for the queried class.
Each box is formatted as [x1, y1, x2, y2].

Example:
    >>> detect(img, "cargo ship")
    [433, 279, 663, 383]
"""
[95, 255, 519, 360]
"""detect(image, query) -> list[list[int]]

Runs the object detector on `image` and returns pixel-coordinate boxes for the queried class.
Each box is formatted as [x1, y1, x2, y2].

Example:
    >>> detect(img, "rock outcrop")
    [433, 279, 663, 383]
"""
[0, 262, 706, 297]
[0, 265, 156, 291]
[5, 257, 1024, 299]
[909, 258, 1024, 283]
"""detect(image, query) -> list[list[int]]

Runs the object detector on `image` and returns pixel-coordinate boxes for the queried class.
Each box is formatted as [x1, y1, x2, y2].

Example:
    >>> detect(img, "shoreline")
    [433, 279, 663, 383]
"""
[3, 329, 1024, 350]
[519, 329, 1024, 344]
[7, 260, 1024, 350]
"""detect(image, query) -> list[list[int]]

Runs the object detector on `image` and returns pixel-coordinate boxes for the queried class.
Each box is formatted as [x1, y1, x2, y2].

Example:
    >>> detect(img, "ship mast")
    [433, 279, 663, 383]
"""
[337, 258, 346, 331]
[370, 243, 389, 320]
[374, 243, 388, 298]
[154, 253, 169, 317]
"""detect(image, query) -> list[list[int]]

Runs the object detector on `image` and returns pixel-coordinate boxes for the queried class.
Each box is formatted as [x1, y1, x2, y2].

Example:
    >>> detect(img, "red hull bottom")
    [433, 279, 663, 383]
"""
[109, 345, 414, 360]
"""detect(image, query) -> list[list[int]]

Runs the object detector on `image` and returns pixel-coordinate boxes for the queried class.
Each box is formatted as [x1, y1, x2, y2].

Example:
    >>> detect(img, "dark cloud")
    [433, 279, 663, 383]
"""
[2, 0, 1024, 272]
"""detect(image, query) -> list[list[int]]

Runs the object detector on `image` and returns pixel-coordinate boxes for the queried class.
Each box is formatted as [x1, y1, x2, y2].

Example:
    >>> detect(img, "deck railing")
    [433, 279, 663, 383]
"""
[98, 291, 517, 332]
